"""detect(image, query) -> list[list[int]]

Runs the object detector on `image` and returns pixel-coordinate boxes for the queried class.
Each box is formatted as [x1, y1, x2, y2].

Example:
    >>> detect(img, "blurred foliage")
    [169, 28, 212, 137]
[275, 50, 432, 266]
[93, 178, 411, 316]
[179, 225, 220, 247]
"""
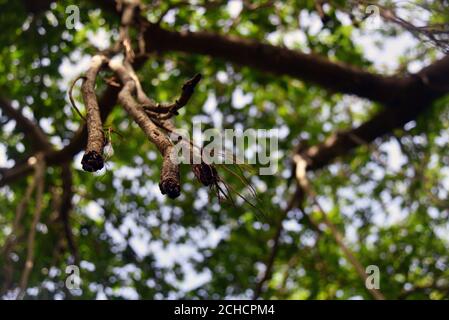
[0, 0, 448, 300]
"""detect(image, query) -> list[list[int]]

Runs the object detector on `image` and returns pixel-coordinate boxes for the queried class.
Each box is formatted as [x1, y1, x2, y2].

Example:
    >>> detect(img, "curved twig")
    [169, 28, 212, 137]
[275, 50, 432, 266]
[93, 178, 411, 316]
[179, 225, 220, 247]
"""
[68, 76, 87, 122]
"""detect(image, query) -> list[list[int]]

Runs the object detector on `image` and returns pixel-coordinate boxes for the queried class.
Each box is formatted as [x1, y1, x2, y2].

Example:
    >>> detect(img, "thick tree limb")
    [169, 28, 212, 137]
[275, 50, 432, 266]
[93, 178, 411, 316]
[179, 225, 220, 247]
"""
[90, 1, 449, 106]
[3, 3, 448, 188]
[301, 106, 417, 171]
[299, 55, 449, 171]
[20, 0, 53, 13]
[140, 23, 412, 105]
[42, 1, 449, 107]
[87, 0, 423, 104]
[89, 0, 449, 177]
[0, 96, 52, 151]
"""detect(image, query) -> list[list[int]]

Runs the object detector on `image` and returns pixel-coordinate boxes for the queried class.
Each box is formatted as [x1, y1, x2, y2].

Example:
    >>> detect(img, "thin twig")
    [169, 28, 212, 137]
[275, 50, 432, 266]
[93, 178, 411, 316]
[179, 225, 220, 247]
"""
[59, 162, 79, 264]
[68, 76, 87, 122]
[17, 153, 46, 299]
[1, 156, 40, 295]
[253, 189, 301, 299]
[293, 154, 386, 300]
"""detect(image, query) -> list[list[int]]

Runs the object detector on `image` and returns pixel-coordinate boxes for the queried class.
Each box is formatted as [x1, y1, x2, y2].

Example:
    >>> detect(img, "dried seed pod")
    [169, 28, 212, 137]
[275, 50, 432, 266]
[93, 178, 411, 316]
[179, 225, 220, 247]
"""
[81, 150, 104, 172]
[192, 162, 217, 187]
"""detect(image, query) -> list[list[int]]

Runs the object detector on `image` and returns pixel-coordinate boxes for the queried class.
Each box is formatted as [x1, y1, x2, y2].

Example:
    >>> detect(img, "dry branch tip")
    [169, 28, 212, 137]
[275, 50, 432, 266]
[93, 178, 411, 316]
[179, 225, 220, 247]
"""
[81, 150, 105, 172]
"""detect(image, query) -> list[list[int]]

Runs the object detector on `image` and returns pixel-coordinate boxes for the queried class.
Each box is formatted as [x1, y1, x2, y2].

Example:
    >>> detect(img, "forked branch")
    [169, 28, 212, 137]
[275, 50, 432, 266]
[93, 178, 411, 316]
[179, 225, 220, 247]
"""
[109, 59, 181, 198]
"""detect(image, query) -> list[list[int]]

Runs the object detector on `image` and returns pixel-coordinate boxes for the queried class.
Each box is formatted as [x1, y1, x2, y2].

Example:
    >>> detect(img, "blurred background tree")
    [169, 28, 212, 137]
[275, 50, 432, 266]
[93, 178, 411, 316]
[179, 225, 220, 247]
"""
[0, 0, 449, 300]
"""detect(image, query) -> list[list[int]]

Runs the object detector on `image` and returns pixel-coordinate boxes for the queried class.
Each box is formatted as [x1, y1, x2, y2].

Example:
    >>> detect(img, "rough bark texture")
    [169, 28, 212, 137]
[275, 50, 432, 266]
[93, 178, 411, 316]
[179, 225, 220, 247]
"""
[109, 60, 181, 198]
[159, 151, 181, 199]
[81, 55, 107, 172]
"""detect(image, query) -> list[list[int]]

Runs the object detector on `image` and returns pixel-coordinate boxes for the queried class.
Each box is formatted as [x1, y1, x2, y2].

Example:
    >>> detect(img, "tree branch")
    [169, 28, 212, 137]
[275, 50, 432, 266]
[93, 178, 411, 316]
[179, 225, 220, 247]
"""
[142, 73, 202, 117]
[294, 155, 386, 300]
[253, 188, 302, 299]
[1, 156, 41, 295]
[0, 85, 120, 187]
[299, 55, 449, 171]
[0, 96, 52, 151]
[80, 55, 108, 172]
[109, 59, 181, 198]
[141, 22, 413, 105]
[17, 153, 46, 299]
[59, 162, 79, 264]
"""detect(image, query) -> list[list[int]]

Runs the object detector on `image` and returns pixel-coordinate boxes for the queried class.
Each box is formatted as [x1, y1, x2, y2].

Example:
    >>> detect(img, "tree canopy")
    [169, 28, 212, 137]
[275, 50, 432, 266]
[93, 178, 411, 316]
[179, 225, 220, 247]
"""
[1, 0, 449, 300]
